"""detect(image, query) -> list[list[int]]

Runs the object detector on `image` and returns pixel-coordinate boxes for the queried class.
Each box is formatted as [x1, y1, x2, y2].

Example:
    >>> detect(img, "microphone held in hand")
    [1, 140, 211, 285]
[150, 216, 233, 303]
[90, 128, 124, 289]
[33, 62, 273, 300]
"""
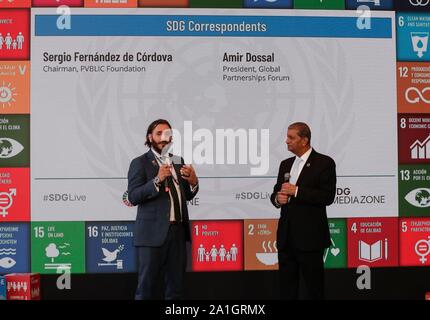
[284, 172, 291, 183]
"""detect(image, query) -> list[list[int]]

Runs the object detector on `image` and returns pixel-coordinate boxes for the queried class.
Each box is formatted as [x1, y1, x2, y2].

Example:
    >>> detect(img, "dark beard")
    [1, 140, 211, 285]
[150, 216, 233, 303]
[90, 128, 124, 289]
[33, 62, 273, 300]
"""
[151, 141, 169, 155]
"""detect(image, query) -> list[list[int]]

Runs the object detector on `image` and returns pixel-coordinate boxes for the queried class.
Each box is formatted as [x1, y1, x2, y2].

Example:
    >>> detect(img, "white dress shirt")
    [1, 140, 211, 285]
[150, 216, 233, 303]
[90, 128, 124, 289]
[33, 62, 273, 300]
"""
[291, 147, 312, 198]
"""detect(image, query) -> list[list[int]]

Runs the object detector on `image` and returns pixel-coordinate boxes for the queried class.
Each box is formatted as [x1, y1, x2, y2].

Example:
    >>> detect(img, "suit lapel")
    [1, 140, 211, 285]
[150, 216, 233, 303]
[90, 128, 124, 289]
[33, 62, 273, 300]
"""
[144, 150, 159, 178]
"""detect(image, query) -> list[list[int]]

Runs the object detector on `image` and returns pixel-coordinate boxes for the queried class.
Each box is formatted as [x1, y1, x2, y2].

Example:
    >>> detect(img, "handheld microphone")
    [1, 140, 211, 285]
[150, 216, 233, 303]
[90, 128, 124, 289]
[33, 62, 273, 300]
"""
[284, 172, 291, 183]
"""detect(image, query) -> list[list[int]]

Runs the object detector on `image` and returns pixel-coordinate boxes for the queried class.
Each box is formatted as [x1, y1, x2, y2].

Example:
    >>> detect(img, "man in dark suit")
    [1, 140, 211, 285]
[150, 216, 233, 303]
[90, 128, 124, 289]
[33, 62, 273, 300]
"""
[270, 122, 336, 300]
[127, 119, 198, 300]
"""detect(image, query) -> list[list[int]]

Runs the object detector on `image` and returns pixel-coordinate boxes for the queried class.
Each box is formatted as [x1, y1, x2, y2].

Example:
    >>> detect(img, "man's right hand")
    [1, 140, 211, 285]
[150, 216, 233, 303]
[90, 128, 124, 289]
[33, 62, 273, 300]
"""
[157, 164, 172, 182]
[276, 191, 289, 205]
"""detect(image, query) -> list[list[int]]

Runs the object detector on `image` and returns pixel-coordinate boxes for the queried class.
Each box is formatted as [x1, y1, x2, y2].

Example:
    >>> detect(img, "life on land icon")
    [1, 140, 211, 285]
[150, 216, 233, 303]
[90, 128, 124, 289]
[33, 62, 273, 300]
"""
[44, 243, 72, 271]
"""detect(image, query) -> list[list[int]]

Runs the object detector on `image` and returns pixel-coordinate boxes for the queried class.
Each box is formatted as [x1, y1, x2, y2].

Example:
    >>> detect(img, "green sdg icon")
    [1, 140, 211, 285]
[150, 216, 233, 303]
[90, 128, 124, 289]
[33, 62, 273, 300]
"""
[399, 165, 430, 217]
[294, 0, 345, 9]
[324, 219, 347, 269]
[31, 222, 85, 274]
[0, 115, 29, 167]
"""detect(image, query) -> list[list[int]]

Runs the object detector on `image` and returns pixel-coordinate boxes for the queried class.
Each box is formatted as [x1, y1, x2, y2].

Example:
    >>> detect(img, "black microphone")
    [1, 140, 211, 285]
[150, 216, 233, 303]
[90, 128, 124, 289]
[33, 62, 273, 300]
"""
[284, 172, 291, 183]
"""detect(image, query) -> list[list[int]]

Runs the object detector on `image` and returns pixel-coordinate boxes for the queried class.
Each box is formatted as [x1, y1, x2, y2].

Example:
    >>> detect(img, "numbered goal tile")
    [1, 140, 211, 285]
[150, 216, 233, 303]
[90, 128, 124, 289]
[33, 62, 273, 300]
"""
[244, 219, 278, 271]
[397, 63, 430, 114]
[0, 9, 29, 60]
[0, 168, 29, 222]
[31, 222, 85, 274]
[191, 221, 243, 272]
[397, 13, 430, 62]
[398, 114, 430, 164]
[347, 218, 398, 268]
[0, 61, 30, 114]
[85, 222, 136, 273]
[0, 223, 30, 274]
[400, 218, 430, 267]
[399, 165, 430, 217]
[324, 219, 347, 269]
[0, 115, 29, 167]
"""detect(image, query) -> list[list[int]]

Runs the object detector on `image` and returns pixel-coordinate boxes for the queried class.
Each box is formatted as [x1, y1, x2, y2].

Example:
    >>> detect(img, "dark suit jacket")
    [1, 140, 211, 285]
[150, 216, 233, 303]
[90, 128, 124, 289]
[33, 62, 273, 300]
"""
[270, 149, 336, 251]
[127, 150, 198, 247]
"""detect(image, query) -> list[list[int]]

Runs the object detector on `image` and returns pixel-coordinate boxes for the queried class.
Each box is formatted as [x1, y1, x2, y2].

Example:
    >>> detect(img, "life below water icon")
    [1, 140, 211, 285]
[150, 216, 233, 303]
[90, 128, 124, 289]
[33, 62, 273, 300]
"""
[0, 188, 16, 218]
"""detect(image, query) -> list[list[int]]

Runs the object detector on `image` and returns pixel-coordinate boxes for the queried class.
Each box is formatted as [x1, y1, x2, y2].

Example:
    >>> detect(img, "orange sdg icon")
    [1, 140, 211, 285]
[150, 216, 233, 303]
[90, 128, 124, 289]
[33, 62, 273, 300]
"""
[244, 219, 279, 271]
[0, 61, 29, 114]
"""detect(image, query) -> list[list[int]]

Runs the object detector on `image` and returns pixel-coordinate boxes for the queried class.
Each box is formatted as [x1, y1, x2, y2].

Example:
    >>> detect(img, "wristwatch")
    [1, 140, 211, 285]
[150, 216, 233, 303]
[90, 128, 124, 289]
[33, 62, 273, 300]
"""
[153, 176, 162, 188]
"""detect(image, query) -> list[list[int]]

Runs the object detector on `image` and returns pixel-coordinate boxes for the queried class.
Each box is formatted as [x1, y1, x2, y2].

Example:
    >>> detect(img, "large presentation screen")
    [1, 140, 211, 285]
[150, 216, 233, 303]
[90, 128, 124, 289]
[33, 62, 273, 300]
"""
[31, 9, 397, 222]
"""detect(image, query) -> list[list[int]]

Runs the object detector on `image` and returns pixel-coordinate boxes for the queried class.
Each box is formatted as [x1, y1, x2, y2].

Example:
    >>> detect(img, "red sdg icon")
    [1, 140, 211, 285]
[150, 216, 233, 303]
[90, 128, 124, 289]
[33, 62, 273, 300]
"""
[400, 218, 430, 267]
[191, 221, 243, 272]
[0, 168, 30, 221]
[347, 218, 398, 268]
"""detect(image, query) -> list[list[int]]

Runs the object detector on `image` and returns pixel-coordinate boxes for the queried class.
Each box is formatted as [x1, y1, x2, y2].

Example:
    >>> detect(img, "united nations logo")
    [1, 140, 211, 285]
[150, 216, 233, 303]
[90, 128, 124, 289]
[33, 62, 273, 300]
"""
[122, 191, 134, 207]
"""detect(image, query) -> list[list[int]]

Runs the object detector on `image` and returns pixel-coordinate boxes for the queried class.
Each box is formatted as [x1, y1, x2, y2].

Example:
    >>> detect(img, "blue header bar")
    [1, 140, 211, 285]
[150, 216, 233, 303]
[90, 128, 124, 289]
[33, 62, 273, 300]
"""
[35, 15, 392, 38]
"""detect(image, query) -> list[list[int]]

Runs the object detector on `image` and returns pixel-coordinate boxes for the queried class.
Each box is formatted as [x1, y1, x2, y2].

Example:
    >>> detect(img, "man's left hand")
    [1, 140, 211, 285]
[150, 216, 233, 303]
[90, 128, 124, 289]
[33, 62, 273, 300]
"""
[181, 165, 198, 186]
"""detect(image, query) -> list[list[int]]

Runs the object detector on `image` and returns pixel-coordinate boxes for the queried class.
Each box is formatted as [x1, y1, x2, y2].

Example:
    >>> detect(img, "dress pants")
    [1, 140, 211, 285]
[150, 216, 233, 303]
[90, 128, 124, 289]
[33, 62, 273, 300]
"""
[278, 245, 325, 300]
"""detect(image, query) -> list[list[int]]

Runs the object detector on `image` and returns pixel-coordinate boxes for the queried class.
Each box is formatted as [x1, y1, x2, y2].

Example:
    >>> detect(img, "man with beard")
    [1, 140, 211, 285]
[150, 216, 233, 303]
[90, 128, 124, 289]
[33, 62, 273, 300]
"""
[127, 119, 199, 300]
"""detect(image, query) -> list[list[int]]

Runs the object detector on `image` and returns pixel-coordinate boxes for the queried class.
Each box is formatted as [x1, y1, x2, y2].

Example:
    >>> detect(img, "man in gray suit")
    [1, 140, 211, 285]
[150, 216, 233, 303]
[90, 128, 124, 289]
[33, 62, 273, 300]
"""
[127, 119, 198, 300]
